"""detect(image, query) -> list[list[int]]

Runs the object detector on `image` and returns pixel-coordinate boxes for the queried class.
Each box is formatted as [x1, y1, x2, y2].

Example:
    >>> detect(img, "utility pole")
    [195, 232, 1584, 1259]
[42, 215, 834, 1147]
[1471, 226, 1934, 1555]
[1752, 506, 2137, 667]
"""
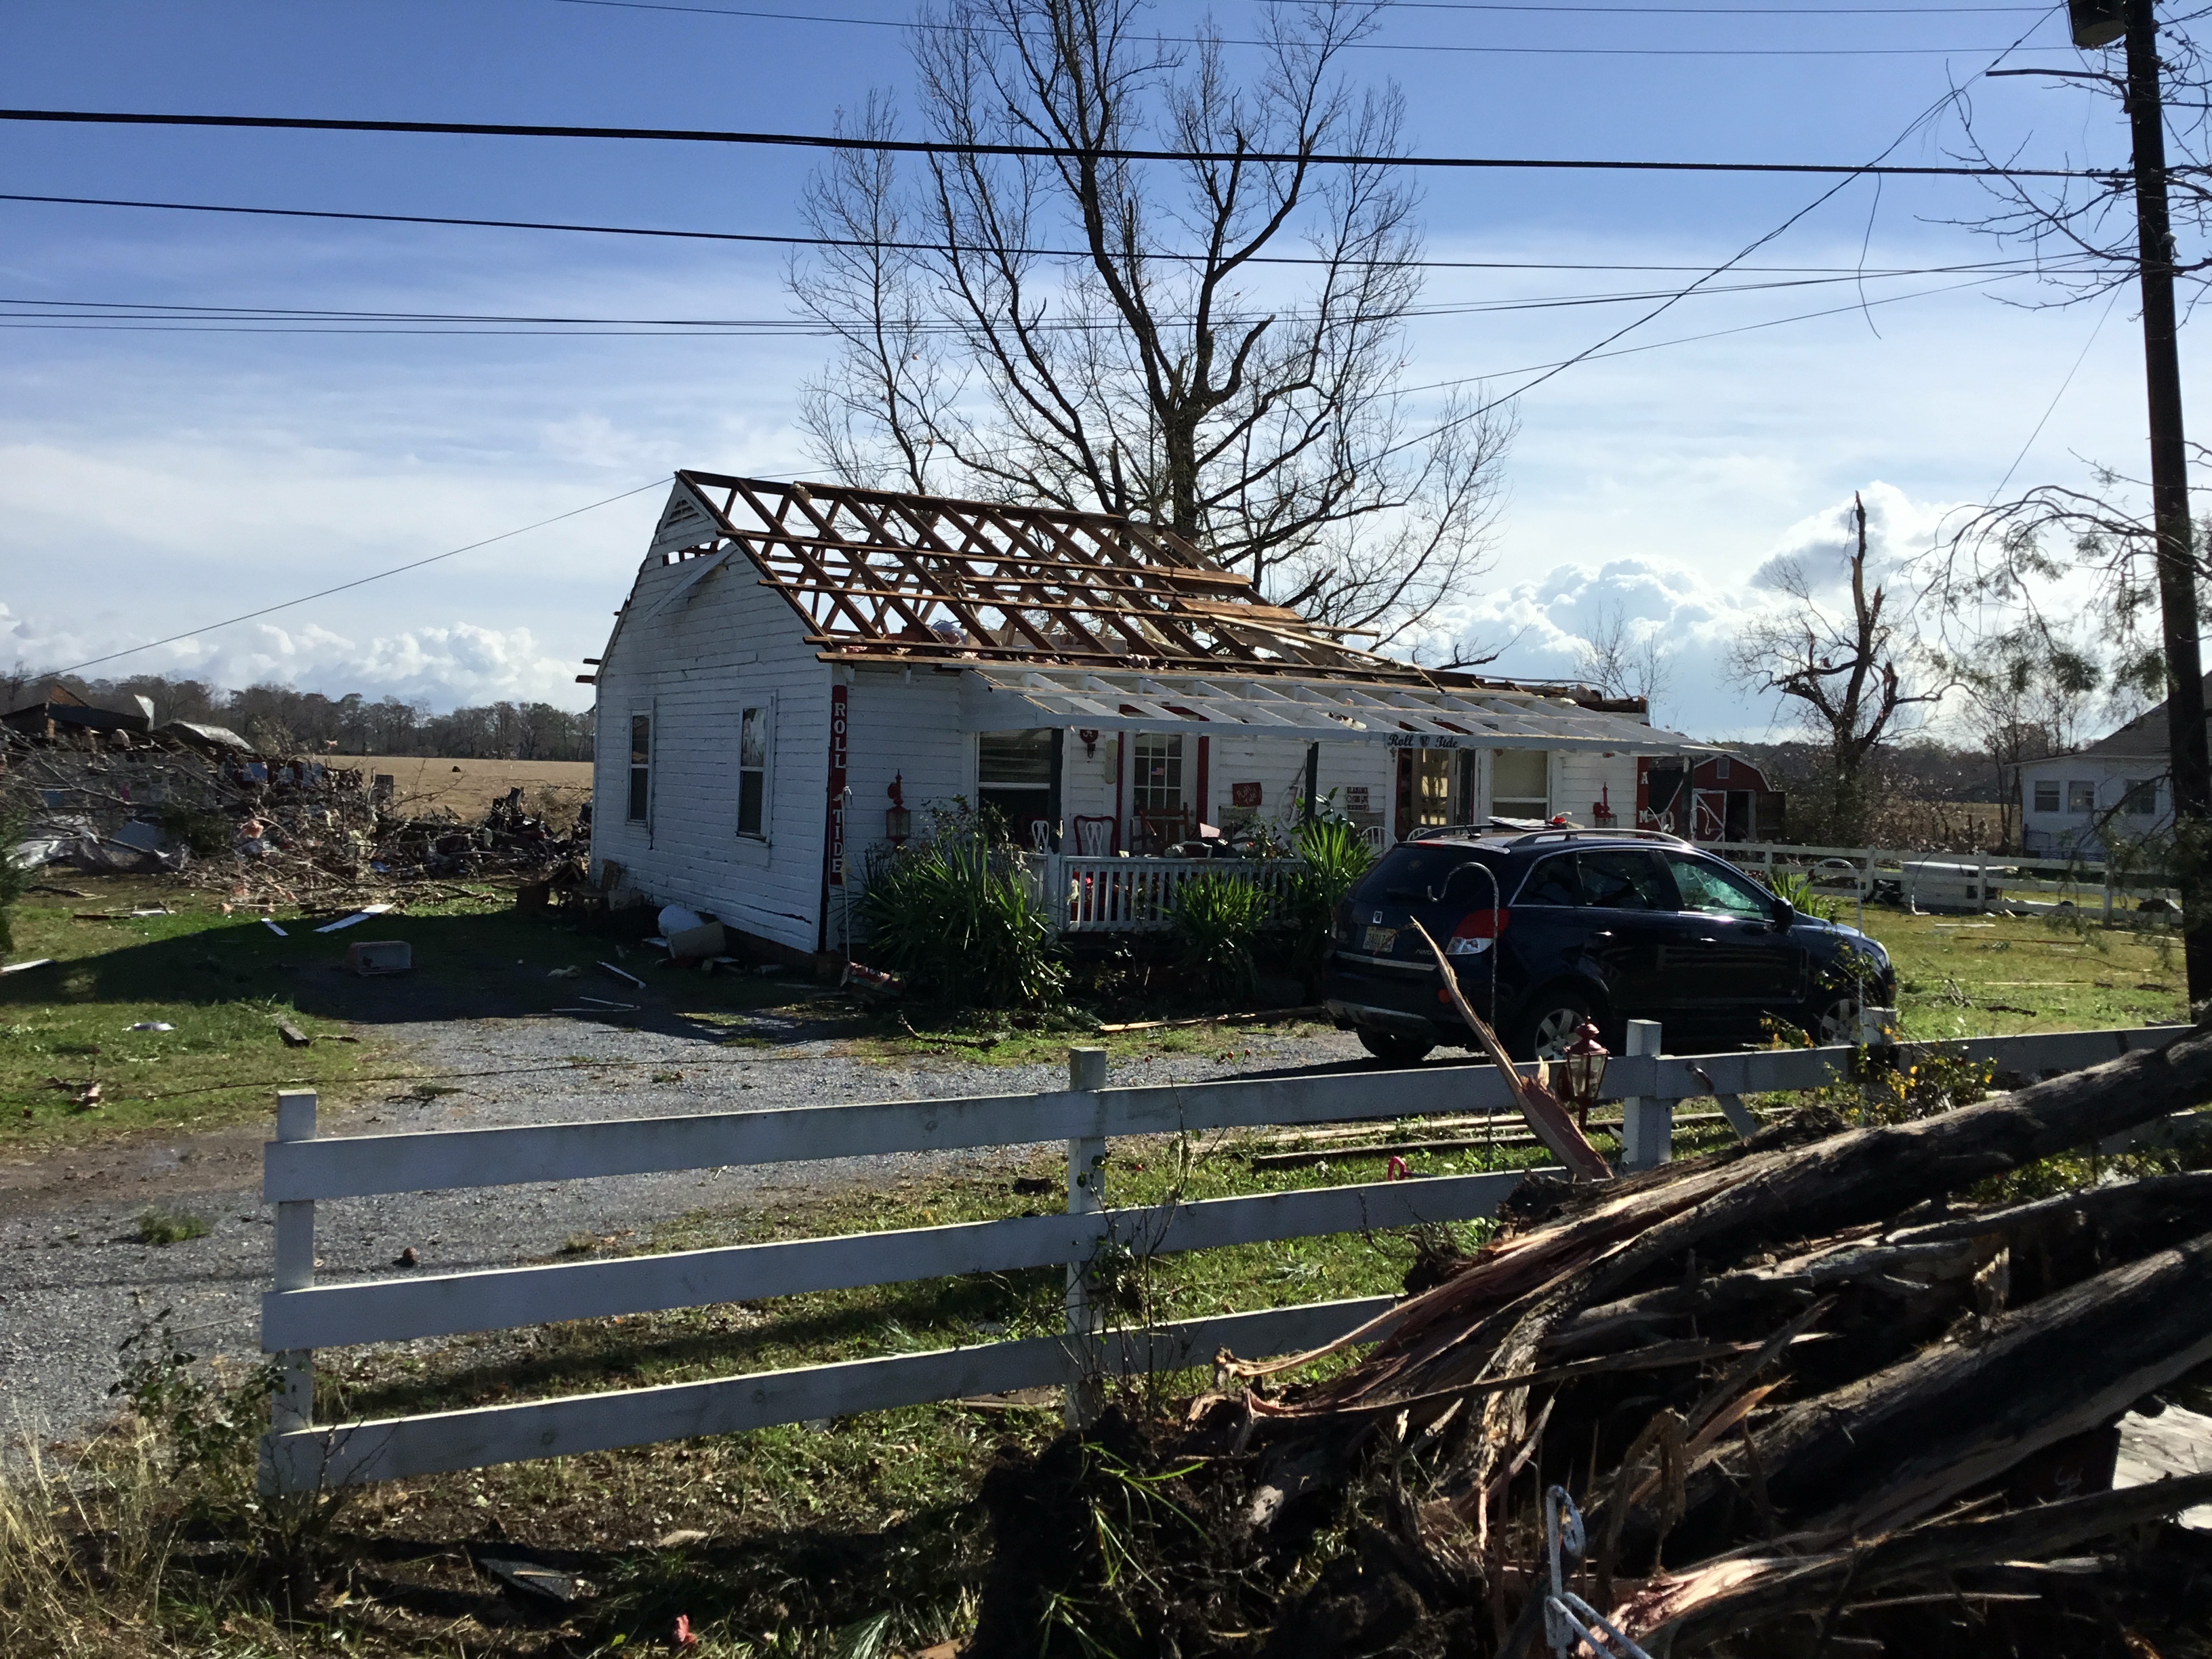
[2121, 0, 2212, 1001]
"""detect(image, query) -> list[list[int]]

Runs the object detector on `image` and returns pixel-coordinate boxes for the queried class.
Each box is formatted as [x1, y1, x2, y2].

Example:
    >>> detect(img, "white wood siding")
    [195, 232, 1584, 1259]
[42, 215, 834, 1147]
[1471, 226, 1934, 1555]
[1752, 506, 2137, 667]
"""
[592, 525, 830, 955]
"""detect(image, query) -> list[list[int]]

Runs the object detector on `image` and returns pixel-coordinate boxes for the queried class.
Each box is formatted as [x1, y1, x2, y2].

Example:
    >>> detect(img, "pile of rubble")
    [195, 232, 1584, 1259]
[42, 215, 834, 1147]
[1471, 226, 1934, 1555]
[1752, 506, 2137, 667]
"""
[5, 718, 588, 904]
[972, 1026, 2212, 1658]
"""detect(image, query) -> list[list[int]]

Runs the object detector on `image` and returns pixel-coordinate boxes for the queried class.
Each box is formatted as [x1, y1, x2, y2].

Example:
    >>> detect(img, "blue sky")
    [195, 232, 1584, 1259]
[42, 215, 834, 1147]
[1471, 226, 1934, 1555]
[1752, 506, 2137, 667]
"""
[0, 1, 2169, 737]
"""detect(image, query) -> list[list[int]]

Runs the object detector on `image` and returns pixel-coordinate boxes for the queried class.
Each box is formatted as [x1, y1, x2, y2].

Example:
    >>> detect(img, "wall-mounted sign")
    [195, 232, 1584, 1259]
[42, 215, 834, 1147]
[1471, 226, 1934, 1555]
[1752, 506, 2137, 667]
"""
[1230, 781, 1263, 808]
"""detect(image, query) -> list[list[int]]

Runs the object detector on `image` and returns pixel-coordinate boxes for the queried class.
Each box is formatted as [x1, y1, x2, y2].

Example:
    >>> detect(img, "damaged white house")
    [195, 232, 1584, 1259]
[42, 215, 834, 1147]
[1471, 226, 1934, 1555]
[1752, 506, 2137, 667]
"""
[583, 472, 1707, 962]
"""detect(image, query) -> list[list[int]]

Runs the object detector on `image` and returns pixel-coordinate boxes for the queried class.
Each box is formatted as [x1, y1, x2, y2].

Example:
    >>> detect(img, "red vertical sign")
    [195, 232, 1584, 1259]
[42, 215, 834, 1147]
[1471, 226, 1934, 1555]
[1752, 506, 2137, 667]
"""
[825, 682, 849, 886]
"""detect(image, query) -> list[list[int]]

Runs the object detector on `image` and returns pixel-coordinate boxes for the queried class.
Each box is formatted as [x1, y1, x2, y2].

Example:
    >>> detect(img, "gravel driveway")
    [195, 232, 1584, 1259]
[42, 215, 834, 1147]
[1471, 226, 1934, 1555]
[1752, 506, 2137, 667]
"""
[0, 1006, 1371, 1443]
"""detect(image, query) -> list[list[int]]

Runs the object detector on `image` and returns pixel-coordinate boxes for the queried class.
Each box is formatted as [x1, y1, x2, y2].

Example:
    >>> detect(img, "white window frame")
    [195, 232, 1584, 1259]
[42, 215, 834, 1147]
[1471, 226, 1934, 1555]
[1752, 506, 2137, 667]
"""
[2032, 779, 2061, 815]
[737, 694, 775, 843]
[626, 708, 653, 827]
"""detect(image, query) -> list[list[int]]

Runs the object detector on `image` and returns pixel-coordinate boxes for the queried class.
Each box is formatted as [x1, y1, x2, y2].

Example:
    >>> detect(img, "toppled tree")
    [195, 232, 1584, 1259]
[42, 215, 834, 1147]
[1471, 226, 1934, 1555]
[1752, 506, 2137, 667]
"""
[786, 0, 1513, 649]
[970, 1021, 2212, 1656]
[1728, 492, 1938, 845]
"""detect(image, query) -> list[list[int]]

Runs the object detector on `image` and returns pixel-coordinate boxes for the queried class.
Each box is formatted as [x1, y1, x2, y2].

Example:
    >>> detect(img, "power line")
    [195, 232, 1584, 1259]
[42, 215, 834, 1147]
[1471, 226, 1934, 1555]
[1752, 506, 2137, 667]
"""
[0, 108, 2127, 178]
[1250, 1, 2046, 10]
[554, 0, 2064, 54]
[46, 481, 666, 678]
[0, 188, 2093, 276]
[1376, 6, 2055, 453]
[0, 265, 2093, 334]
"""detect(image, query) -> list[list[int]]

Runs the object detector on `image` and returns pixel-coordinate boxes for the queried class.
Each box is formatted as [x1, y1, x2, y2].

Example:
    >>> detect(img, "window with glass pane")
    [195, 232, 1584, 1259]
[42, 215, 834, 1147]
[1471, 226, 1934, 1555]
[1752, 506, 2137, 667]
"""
[738, 706, 768, 837]
[627, 714, 650, 821]
[1132, 733, 1183, 815]
[2033, 780, 2060, 814]
[2125, 779, 2159, 816]
[2068, 781, 2095, 813]
[1578, 850, 1669, 911]
[1491, 748, 1549, 819]
[1664, 853, 1771, 918]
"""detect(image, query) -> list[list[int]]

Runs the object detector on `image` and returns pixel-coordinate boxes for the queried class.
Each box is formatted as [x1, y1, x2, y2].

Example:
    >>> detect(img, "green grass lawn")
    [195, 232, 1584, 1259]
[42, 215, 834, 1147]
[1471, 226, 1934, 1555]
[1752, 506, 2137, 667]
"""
[1868, 907, 2188, 1040]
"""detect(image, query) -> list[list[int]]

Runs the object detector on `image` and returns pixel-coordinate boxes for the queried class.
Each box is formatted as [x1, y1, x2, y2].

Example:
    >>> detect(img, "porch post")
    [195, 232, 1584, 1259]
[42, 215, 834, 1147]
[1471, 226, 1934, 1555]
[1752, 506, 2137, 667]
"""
[1303, 742, 1319, 824]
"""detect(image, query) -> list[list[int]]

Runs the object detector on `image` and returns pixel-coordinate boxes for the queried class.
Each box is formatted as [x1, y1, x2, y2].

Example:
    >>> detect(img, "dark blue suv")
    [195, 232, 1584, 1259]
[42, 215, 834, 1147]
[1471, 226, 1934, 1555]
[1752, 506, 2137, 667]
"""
[1323, 827, 1896, 1064]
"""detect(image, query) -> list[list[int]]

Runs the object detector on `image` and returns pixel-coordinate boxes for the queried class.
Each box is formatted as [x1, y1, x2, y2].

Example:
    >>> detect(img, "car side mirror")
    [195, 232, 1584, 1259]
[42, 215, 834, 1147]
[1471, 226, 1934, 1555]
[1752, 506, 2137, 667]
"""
[1771, 896, 1796, 926]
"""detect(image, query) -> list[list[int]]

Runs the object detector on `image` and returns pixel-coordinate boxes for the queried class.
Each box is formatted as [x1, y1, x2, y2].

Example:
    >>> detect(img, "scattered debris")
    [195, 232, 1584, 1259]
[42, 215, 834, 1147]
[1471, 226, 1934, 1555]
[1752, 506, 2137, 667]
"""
[393, 1246, 419, 1268]
[316, 904, 395, 935]
[1, 959, 56, 976]
[1095, 1004, 1327, 1033]
[472, 1549, 588, 1606]
[346, 939, 412, 976]
[971, 1019, 2212, 1656]
[276, 1021, 312, 1048]
[598, 960, 647, 990]
[126, 1021, 176, 1033]
[547, 965, 583, 979]
[261, 918, 289, 936]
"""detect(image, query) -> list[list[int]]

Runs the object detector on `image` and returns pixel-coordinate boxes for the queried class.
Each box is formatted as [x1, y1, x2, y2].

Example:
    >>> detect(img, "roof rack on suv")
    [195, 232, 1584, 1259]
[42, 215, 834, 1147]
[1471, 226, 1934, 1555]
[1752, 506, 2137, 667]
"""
[1496, 826, 1694, 849]
[1405, 821, 1694, 849]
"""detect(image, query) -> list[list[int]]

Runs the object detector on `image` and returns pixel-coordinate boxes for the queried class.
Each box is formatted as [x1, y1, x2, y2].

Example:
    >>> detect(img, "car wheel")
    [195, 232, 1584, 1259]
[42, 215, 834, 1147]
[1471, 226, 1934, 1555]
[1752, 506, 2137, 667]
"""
[1357, 1029, 1435, 1066]
[1511, 993, 1595, 1063]
[1811, 994, 1858, 1046]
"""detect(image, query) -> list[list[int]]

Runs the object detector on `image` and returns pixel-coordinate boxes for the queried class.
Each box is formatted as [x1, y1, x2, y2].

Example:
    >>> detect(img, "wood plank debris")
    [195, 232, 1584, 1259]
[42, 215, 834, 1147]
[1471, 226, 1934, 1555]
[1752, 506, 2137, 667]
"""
[966, 1015, 2212, 1656]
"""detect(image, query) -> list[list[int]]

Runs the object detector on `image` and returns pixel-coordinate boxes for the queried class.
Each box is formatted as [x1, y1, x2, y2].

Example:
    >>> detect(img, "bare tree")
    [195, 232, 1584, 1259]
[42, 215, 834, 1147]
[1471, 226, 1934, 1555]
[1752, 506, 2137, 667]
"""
[1574, 602, 1673, 712]
[786, 0, 1512, 649]
[1731, 493, 1942, 843]
[1933, 626, 2103, 848]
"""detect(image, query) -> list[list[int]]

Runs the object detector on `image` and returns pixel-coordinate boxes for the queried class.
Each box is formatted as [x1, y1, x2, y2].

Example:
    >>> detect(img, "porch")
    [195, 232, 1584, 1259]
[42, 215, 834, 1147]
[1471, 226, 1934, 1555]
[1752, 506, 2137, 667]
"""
[1015, 851, 1306, 933]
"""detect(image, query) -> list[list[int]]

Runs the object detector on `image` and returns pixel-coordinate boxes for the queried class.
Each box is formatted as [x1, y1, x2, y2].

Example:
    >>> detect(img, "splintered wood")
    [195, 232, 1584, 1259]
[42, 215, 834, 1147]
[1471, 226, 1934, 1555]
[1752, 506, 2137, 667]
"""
[1140, 1019, 2212, 1656]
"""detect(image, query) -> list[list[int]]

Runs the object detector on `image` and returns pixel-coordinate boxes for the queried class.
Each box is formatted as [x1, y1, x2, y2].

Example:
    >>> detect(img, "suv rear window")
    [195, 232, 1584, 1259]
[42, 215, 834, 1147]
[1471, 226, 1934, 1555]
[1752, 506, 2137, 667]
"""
[1352, 844, 1501, 905]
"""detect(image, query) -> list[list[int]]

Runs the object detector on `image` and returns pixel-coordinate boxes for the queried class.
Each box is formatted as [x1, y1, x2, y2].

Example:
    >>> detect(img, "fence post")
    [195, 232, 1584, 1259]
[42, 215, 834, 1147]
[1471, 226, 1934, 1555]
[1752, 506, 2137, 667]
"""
[1618, 1021, 1668, 1172]
[271, 1088, 317, 1436]
[1065, 1047, 1108, 1430]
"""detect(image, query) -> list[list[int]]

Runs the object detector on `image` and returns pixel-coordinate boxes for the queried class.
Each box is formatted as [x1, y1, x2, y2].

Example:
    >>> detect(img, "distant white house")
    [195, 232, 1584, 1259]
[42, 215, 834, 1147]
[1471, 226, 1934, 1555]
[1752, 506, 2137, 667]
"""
[581, 471, 1709, 964]
[2015, 675, 2207, 859]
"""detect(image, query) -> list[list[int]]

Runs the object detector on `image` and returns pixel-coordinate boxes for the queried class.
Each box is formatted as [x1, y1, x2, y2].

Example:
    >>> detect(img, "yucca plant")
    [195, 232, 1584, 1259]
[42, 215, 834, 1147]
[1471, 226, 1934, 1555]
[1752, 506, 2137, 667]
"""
[859, 836, 1068, 1008]
[1284, 817, 1378, 982]
[1171, 874, 1272, 1001]
[1769, 869, 1844, 924]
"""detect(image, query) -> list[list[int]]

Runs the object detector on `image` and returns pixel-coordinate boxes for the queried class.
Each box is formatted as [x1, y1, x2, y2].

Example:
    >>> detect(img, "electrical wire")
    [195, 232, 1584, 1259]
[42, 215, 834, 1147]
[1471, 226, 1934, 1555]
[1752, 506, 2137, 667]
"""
[0, 264, 2098, 335]
[1374, 7, 2059, 450]
[0, 108, 2130, 178]
[553, 0, 2068, 54]
[0, 188, 2106, 276]
[44, 480, 667, 678]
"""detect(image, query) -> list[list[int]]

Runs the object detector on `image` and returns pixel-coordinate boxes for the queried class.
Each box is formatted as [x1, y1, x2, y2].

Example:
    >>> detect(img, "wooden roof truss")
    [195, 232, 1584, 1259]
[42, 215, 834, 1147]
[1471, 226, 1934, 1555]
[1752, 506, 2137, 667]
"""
[666, 470, 1418, 678]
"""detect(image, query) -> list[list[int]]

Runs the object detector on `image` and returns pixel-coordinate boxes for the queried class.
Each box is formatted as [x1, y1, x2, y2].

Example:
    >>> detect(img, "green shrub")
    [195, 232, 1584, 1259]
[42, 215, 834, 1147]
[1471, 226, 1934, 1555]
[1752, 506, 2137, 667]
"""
[0, 804, 33, 956]
[136, 1206, 212, 1247]
[860, 836, 1067, 1009]
[1284, 817, 1378, 979]
[1171, 874, 1272, 1001]
[1768, 869, 1843, 924]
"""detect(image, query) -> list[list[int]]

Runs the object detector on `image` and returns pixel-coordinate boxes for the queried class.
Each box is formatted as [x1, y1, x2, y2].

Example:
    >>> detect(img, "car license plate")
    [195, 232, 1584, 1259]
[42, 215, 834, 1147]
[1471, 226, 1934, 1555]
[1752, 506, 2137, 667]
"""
[1363, 926, 1397, 954]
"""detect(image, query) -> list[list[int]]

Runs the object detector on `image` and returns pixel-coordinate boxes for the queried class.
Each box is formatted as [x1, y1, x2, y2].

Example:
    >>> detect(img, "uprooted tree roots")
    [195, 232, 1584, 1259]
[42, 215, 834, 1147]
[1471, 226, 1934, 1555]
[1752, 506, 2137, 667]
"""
[970, 1019, 2212, 1657]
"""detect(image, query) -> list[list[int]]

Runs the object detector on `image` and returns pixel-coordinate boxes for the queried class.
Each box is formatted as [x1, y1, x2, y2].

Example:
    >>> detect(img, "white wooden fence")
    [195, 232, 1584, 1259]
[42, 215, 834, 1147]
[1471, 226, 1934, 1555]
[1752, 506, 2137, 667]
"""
[1015, 853, 1305, 933]
[258, 1021, 2188, 1494]
[1702, 839, 2179, 916]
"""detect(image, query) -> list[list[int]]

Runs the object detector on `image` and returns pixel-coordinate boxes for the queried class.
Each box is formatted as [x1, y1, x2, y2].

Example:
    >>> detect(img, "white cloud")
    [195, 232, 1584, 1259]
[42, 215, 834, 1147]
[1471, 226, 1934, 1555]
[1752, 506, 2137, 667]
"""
[1435, 483, 1962, 739]
[0, 602, 580, 710]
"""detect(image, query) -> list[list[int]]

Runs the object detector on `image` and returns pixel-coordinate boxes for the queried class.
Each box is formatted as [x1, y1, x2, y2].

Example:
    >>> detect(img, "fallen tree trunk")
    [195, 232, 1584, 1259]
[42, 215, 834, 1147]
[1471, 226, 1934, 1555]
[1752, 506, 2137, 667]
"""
[1650, 1228, 2212, 1562]
[1626, 1469, 2212, 1651]
[1271, 1017, 2212, 1420]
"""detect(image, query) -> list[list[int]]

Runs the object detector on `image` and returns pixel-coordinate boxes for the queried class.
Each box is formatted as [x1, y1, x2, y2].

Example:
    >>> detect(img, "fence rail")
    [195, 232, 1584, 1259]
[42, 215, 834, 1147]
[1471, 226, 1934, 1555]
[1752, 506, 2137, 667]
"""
[1700, 839, 2179, 914]
[258, 1021, 2190, 1494]
[1014, 853, 1304, 933]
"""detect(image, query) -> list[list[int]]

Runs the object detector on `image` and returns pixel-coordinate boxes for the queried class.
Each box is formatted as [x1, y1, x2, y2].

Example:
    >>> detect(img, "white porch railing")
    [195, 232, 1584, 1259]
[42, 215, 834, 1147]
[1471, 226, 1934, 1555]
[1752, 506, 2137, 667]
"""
[1017, 853, 1306, 933]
